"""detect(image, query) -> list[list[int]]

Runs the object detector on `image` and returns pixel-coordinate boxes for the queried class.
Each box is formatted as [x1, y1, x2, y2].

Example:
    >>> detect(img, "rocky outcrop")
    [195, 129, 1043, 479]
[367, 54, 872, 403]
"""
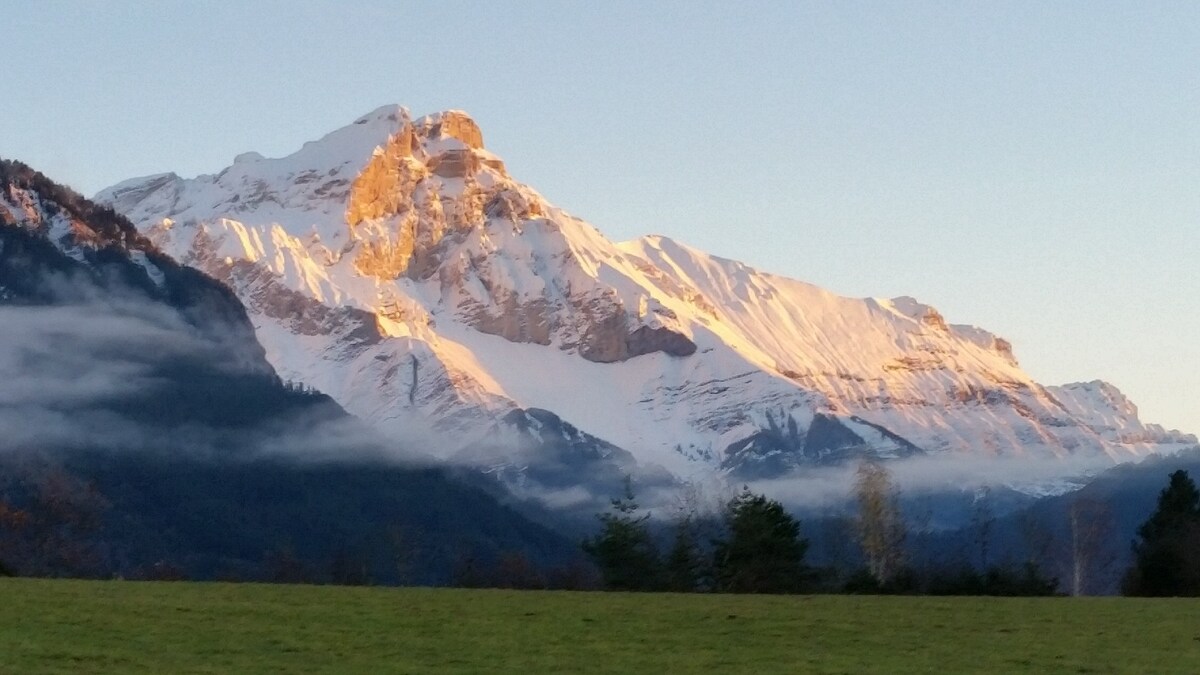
[484, 188, 542, 221]
[333, 113, 693, 362]
[444, 269, 694, 363]
[456, 292, 554, 346]
[345, 119, 437, 279]
[229, 260, 383, 346]
[417, 110, 485, 150]
[424, 151, 505, 181]
[416, 112, 506, 179]
[625, 325, 698, 359]
[922, 307, 948, 331]
[344, 124, 423, 226]
[721, 412, 923, 479]
[993, 337, 1015, 362]
[427, 149, 480, 179]
[343, 115, 517, 280]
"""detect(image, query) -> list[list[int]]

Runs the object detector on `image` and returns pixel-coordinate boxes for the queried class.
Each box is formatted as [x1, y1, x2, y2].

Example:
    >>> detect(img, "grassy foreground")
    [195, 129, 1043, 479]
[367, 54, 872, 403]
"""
[1, 579, 1198, 674]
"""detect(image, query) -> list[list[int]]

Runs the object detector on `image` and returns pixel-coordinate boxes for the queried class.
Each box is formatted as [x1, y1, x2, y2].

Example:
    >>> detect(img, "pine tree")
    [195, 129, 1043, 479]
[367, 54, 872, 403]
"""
[582, 477, 663, 591]
[712, 487, 810, 593]
[1123, 470, 1200, 596]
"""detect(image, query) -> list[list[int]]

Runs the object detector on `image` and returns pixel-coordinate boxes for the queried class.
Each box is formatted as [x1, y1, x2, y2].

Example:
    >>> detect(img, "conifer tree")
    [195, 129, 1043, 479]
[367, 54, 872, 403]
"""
[712, 487, 810, 593]
[582, 477, 663, 591]
[1124, 470, 1200, 596]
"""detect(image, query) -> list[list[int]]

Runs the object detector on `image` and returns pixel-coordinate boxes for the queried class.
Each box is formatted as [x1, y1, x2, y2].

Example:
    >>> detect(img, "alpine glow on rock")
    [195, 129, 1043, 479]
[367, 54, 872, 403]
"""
[96, 106, 1196, 486]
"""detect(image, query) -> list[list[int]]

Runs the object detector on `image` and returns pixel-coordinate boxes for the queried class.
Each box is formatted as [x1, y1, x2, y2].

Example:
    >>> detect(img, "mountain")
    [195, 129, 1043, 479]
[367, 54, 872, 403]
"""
[0, 159, 577, 581]
[915, 448, 1200, 595]
[96, 106, 1196, 491]
[1, 158, 322, 438]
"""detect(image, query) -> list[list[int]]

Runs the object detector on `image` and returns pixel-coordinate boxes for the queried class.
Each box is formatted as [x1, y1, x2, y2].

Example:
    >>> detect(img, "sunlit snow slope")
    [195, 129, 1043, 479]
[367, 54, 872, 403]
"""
[97, 106, 1196, 480]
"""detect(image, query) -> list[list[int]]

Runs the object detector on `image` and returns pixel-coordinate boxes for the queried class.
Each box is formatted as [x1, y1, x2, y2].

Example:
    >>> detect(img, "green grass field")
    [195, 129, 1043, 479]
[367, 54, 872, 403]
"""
[1, 579, 1198, 674]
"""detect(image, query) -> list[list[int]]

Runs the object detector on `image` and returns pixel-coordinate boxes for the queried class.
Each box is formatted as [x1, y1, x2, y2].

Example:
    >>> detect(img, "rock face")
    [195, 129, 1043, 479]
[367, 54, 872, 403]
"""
[345, 122, 422, 226]
[96, 107, 1198, 485]
[722, 412, 924, 479]
[418, 110, 485, 150]
[210, 107, 663, 362]
[626, 325, 698, 359]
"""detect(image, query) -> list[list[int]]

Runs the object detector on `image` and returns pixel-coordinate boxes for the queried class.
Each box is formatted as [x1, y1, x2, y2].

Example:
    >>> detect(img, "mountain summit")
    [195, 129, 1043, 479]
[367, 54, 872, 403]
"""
[97, 106, 1196, 484]
[0, 158, 577, 580]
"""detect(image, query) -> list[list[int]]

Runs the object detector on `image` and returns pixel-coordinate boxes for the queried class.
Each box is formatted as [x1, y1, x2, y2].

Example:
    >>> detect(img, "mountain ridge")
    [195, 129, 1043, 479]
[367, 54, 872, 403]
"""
[0, 157, 580, 580]
[94, 107, 1196, 487]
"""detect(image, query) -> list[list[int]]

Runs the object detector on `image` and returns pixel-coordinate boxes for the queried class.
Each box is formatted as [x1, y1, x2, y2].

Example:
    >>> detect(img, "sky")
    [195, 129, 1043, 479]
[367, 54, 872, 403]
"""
[3, 1, 1197, 435]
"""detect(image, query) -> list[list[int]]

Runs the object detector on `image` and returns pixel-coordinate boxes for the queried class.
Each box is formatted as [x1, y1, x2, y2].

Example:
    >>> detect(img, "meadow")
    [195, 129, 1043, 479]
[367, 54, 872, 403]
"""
[1, 578, 1197, 674]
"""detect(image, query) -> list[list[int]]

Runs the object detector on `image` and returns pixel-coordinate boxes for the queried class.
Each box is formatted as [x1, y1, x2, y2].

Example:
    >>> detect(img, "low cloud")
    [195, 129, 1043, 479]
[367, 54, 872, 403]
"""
[0, 291, 424, 465]
[0, 280, 1162, 519]
[747, 452, 1126, 512]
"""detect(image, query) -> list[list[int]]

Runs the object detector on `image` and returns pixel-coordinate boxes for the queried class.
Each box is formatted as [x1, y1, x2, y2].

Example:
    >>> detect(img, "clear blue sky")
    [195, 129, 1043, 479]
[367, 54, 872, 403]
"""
[4, 1, 1197, 435]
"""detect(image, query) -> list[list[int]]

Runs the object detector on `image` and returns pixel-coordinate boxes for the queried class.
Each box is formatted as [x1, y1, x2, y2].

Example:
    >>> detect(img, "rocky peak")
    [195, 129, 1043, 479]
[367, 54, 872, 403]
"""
[96, 111, 1198, 474]
[344, 114, 427, 227]
[415, 110, 485, 150]
[992, 337, 1015, 361]
[340, 105, 530, 282]
[416, 111, 505, 179]
[343, 110, 494, 280]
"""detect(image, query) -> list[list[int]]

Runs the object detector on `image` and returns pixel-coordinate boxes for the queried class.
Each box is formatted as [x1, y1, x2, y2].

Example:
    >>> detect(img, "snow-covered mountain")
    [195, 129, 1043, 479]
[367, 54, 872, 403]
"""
[0, 158, 581, 578]
[96, 106, 1196, 486]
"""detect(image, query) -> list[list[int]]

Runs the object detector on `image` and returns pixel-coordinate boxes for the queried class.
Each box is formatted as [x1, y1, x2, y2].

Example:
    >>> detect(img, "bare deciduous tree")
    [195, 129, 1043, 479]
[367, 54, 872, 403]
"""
[970, 486, 995, 570]
[854, 461, 906, 585]
[1066, 497, 1117, 596]
[0, 462, 108, 577]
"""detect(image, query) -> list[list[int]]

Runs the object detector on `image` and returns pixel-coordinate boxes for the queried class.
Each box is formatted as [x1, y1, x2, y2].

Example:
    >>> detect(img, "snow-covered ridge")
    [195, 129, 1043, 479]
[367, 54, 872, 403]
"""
[96, 106, 1197, 481]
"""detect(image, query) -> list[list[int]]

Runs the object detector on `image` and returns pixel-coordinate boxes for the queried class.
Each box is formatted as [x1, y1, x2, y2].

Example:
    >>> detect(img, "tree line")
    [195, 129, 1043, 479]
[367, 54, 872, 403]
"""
[3, 459, 1199, 596]
[578, 465, 1200, 597]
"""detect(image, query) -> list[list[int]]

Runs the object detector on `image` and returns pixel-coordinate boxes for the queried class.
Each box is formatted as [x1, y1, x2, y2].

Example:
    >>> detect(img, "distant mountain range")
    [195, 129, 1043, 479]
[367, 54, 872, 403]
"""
[91, 106, 1193, 499]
